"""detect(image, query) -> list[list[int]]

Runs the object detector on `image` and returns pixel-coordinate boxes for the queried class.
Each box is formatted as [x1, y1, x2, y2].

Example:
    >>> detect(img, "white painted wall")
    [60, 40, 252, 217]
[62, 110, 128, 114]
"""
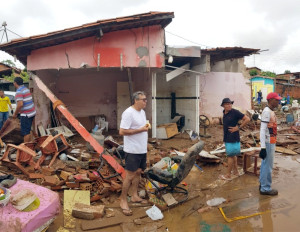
[199, 72, 251, 120]
[156, 70, 198, 131]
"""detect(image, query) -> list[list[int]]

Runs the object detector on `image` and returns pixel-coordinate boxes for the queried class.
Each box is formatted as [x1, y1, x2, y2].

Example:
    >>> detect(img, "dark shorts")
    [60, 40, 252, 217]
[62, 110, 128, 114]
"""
[20, 116, 34, 136]
[124, 152, 147, 172]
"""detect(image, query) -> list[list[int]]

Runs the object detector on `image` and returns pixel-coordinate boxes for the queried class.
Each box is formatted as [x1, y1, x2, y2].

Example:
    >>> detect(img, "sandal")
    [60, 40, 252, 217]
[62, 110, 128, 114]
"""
[219, 174, 232, 181]
[131, 199, 148, 204]
[121, 207, 133, 216]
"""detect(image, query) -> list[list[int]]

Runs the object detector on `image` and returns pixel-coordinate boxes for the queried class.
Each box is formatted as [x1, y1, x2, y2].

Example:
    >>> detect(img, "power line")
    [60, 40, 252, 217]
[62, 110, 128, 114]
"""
[165, 30, 213, 48]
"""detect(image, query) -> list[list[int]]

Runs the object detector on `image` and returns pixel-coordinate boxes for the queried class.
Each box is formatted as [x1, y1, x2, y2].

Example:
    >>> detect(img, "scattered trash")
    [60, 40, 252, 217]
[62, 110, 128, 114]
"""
[206, 197, 226, 206]
[11, 189, 38, 211]
[146, 205, 164, 220]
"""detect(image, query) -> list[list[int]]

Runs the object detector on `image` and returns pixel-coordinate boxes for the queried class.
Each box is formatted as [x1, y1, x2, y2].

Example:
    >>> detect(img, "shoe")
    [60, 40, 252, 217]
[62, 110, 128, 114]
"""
[260, 189, 278, 196]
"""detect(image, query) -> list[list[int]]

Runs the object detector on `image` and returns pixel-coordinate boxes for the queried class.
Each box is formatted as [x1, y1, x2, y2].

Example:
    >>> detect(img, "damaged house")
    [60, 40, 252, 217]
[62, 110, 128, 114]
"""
[0, 11, 259, 138]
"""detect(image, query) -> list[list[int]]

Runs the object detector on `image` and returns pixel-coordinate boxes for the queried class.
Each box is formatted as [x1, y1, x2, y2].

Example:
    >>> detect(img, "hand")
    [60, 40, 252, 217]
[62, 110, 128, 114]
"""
[11, 110, 13, 115]
[140, 125, 149, 132]
[12, 114, 17, 119]
[259, 148, 267, 159]
[228, 126, 239, 133]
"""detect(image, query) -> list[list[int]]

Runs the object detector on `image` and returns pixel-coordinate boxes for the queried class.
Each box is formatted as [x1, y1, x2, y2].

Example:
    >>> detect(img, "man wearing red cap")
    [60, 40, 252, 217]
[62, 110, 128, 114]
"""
[259, 92, 282, 195]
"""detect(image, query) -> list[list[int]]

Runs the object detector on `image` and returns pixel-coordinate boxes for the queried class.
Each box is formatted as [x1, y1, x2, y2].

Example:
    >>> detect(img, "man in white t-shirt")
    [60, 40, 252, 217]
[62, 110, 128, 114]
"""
[119, 91, 149, 216]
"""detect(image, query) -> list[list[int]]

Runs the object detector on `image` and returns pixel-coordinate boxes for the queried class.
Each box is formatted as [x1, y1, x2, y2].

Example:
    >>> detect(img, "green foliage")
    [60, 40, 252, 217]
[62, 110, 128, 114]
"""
[1, 59, 16, 68]
[260, 71, 276, 77]
[249, 69, 258, 76]
[284, 70, 291, 74]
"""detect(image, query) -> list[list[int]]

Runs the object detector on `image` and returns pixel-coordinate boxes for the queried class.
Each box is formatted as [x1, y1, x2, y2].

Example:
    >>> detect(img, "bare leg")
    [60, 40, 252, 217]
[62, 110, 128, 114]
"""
[24, 134, 31, 143]
[226, 157, 234, 178]
[120, 170, 135, 213]
[232, 156, 239, 175]
[130, 169, 145, 202]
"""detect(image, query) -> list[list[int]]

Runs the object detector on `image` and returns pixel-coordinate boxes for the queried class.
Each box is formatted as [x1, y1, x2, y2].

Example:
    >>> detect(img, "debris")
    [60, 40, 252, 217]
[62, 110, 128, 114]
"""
[210, 147, 260, 155]
[11, 189, 38, 211]
[276, 146, 298, 155]
[43, 175, 61, 187]
[219, 207, 267, 223]
[70, 149, 81, 154]
[199, 150, 221, 159]
[60, 171, 72, 181]
[66, 155, 79, 161]
[197, 206, 213, 214]
[206, 197, 226, 206]
[156, 123, 179, 139]
[146, 205, 164, 220]
[46, 126, 74, 138]
[64, 190, 90, 228]
[162, 193, 178, 206]
[33, 75, 125, 178]
[72, 203, 105, 220]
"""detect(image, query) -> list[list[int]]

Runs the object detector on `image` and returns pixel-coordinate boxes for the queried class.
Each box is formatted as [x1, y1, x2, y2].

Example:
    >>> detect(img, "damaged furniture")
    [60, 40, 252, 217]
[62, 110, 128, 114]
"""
[0, 143, 43, 179]
[145, 140, 204, 204]
[35, 133, 70, 169]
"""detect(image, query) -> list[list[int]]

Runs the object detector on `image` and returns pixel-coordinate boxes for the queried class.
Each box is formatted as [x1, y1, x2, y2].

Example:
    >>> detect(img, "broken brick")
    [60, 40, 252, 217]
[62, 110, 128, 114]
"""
[60, 171, 72, 181]
[80, 183, 92, 191]
[41, 166, 55, 176]
[72, 203, 105, 220]
[43, 175, 60, 186]
[66, 182, 80, 189]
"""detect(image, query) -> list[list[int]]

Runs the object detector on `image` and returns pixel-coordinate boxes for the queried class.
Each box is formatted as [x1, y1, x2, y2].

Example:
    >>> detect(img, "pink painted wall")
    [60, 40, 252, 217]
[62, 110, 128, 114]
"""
[200, 72, 251, 119]
[27, 25, 165, 70]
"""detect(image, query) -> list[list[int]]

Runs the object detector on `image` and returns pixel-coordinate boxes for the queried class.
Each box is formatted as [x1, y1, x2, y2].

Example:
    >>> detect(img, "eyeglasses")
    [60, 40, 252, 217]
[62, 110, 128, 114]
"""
[138, 98, 147, 102]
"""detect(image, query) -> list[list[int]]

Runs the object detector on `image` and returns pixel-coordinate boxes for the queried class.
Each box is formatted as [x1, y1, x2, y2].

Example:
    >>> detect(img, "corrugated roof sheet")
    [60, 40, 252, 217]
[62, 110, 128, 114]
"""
[202, 47, 260, 62]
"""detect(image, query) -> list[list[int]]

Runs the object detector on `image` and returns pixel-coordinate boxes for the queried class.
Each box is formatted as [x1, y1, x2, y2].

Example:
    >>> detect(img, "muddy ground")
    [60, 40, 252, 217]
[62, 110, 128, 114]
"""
[45, 123, 300, 232]
[1, 120, 300, 232]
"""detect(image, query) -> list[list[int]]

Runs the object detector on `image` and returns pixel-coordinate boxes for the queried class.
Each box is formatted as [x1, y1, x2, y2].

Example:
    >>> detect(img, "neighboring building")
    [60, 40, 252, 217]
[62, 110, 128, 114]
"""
[0, 12, 260, 136]
[275, 72, 300, 99]
[250, 76, 275, 102]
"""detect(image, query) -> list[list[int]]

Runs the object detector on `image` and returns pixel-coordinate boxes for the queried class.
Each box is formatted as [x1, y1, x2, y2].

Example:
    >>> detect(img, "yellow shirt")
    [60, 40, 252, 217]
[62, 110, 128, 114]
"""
[0, 96, 11, 112]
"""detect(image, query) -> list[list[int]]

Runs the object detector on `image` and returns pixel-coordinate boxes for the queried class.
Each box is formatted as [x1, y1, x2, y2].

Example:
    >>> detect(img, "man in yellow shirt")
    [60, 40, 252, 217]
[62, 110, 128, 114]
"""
[0, 90, 13, 129]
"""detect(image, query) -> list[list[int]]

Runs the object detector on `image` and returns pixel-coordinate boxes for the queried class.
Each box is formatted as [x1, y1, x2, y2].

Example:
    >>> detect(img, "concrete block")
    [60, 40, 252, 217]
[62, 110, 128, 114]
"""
[60, 171, 72, 181]
[72, 203, 105, 220]
[43, 175, 60, 186]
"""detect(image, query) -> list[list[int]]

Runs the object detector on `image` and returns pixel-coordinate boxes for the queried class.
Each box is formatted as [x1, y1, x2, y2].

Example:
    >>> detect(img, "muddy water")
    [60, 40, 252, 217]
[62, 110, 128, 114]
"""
[162, 154, 300, 232]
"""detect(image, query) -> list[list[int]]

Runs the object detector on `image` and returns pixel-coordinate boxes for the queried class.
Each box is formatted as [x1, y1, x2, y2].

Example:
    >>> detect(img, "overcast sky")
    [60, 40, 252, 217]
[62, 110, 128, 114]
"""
[0, 0, 299, 74]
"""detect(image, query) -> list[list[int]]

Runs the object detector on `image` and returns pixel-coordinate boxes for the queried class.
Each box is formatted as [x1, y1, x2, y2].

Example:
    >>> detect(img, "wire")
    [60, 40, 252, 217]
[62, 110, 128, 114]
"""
[165, 30, 213, 48]
[6, 28, 22, 38]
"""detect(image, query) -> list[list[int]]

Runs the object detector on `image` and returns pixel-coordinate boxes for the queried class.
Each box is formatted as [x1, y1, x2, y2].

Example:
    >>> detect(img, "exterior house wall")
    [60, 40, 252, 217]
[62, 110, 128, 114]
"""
[211, 58, 245, 73]
[199, 72, 251, 120]
[276, 84, 300, 99]
[250, 77, 274, 101]
[27, 25, 165, 71]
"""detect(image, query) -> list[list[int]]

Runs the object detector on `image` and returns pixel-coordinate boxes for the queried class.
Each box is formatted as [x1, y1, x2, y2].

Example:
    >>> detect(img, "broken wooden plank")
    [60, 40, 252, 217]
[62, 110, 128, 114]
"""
[276, 146, 298, 155]
[210, 147, 260, 155]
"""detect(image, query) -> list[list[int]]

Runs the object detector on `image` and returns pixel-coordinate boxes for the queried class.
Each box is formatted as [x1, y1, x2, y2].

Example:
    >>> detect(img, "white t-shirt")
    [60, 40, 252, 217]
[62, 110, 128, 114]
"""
[120, 106, 148, 154]
[260, 106, 277, 148]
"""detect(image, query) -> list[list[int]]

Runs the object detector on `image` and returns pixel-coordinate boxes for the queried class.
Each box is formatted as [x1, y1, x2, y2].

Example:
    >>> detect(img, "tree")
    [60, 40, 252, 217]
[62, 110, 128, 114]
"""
[284, 70, 291, 74]
[1, 59, 16, 68]
[249, 69, 258, 76]
[260, 71, 276, 77]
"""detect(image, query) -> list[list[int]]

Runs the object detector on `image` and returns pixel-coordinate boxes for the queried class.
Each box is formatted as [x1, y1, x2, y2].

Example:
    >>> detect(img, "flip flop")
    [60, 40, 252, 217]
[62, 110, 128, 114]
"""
[131, 199, 148, 204]
[219, 174, 232, 181]
[232, 170, 244, 176]
[121, 207, 133, 216]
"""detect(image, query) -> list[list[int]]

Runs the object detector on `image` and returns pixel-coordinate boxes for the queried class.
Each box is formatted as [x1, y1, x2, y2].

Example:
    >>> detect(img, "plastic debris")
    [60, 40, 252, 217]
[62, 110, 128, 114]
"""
[146, 205, 164, 220]
[206, 197, 226, 206]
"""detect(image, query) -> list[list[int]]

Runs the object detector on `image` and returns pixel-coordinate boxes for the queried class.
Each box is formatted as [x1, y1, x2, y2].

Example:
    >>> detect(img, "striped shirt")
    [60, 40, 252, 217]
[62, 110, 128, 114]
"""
[15, 85, 36, 118]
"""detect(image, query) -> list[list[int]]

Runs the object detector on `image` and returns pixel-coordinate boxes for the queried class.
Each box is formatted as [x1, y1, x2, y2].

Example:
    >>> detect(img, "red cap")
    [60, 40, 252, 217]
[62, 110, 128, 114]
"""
[266, 92, 282, 100]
